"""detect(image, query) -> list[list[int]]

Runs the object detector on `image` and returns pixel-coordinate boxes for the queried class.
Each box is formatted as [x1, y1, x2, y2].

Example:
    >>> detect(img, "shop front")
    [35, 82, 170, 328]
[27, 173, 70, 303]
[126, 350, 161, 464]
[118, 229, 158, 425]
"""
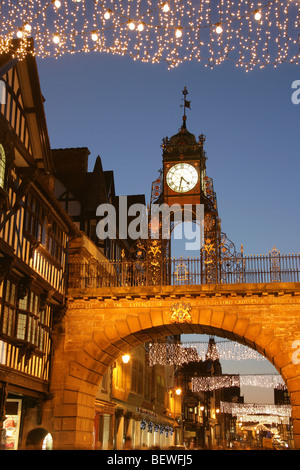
[1, 398, 22, 450]
[94, 399, 116, 450]
[0, 374, 52, 450]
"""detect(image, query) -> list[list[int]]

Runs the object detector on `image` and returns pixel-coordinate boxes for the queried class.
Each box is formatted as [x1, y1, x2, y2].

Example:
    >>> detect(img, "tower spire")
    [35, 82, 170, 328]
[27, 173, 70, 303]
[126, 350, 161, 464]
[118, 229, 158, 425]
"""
[181, 86, 191, 129]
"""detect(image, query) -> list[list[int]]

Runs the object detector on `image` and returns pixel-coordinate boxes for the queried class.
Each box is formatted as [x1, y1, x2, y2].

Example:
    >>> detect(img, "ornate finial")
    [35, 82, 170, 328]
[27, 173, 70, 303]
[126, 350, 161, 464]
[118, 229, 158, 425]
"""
[199, 134, 206, 145]
[180, 86, 191, 128]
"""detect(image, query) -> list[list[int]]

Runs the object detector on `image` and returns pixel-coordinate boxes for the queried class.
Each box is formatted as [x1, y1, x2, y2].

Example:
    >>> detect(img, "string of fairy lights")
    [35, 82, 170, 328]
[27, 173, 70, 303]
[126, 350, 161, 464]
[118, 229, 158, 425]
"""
[191, 374, 286, 392]
[237, 414, 290, 424]
[220, 402, 291, 418]
[0, 0, 299, 69]
[147, 339, 291, 425]
[148, 340, 265, 366]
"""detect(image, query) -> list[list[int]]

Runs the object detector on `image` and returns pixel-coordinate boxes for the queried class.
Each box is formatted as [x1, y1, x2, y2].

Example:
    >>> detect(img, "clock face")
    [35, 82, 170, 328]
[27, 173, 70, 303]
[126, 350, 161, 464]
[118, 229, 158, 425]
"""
[166, 163, 198, 193]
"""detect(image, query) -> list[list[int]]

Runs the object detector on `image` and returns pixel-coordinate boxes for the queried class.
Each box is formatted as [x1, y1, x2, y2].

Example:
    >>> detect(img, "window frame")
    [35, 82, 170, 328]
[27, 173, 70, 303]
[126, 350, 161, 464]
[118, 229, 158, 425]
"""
[24, 192, 66, 266]
[0, 143, 6, 190]
[0, 278, 48, 354]
[24, 192, 46, 244]
[47, 218, 64, 265]
[1, 279, 17, 337]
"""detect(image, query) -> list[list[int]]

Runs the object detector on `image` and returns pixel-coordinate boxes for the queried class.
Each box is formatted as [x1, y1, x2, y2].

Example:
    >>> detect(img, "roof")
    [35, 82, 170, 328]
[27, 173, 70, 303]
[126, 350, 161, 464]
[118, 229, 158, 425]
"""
[162, 124, 202, 162]
[52, 149, 115, 211]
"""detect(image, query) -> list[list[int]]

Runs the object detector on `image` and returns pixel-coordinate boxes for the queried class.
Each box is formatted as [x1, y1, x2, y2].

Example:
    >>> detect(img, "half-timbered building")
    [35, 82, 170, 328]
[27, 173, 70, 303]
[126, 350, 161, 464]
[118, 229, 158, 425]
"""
[52, 147, 146, 262]
[0, 43, 79, 450]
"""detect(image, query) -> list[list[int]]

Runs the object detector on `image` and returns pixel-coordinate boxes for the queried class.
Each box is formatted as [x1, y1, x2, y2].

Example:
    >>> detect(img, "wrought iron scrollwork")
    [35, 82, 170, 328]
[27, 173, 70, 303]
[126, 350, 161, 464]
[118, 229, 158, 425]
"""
[219, 232, 244, 284]
[123, 235, 168, 286]
[270, 246, 281, 282]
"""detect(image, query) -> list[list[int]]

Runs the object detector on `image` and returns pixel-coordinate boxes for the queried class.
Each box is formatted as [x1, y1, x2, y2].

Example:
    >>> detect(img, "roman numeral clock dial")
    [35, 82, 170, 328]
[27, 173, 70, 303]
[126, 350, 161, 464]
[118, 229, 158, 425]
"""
[166, 163, 198, 193]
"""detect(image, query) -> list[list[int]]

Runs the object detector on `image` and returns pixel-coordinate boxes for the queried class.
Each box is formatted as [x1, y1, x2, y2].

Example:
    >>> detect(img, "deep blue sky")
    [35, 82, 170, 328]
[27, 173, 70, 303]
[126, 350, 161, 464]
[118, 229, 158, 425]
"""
[36, 54, 299, 402]
[37, 53, 299, 257]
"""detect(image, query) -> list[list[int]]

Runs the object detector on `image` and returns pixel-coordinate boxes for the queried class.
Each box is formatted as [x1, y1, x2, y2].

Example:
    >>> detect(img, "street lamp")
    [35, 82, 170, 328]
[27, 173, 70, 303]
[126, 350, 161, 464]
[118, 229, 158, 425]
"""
[175, 388, 182, 396]
[122, 354, 131, 364]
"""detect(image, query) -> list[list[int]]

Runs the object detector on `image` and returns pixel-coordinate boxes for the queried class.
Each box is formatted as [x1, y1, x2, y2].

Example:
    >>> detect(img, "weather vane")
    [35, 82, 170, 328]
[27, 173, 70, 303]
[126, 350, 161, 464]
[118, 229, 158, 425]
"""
[180, 86, 191, 127]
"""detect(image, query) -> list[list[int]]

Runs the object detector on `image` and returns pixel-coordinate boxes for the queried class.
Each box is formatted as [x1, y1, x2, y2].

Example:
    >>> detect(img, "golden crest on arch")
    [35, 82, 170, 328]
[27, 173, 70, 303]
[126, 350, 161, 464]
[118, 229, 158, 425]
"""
[170, 302, 192, 324]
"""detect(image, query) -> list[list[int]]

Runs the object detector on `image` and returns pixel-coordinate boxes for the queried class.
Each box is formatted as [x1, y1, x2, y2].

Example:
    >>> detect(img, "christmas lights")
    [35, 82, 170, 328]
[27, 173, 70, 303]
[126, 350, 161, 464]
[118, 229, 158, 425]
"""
[191, 374, 286, 392]
[220, 402, 292, 418]
[238, 414, 290, 425]
[0, 0, 298, 69]
[148, 340, 264, 366]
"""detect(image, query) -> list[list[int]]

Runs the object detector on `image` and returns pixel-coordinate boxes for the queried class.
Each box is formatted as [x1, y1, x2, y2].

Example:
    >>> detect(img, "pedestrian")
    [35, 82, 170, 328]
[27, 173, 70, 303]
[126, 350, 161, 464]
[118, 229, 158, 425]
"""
[123, 436, 132, 450]
[95, 441, 102, 450]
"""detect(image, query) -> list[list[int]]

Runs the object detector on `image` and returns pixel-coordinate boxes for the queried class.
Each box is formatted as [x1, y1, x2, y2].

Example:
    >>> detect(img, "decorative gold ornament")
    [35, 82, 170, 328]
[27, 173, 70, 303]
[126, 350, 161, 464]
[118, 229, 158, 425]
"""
[148, 244, 161, 257]
[170, 302, 192, 323]
[174, 258, 188, 281]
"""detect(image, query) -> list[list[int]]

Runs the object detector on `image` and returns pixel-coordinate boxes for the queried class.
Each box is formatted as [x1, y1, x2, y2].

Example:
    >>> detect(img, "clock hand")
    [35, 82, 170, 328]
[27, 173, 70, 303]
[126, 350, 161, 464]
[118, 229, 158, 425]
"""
[181, 177, 190, 185]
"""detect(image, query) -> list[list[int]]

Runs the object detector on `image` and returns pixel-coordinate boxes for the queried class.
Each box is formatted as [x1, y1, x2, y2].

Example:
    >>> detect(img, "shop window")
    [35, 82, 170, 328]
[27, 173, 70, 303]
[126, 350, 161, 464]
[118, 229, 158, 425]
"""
[3, 399, 22, 450]
[0, 144, 6, 189]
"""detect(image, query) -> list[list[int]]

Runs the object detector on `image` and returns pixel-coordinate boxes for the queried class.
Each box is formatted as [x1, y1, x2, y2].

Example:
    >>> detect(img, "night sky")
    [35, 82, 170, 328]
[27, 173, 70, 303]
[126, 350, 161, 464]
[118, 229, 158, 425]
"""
[37, 54, 300, 256]
[36, 53, 299, 403]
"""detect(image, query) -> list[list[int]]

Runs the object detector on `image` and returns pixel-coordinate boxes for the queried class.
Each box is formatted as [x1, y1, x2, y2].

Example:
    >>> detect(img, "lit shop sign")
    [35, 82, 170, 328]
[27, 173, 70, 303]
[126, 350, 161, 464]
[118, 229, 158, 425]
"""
[136, 407, 157, 418]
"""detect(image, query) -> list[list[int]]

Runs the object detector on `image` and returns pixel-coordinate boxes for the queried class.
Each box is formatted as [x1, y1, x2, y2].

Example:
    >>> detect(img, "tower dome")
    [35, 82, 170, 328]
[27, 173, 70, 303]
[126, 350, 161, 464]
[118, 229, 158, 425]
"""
[161, 87, 204, 162]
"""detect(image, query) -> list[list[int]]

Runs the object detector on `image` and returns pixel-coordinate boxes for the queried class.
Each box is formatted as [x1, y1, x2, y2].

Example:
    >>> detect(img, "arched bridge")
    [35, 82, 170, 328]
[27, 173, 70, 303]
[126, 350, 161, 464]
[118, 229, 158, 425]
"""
[43, 253, 300, 450]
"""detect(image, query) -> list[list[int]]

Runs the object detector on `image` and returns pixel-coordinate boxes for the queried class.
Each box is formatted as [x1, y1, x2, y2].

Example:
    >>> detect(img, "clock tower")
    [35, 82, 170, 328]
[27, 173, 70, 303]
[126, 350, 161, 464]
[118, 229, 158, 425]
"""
[130, 88, 242, 285]
[162, 87, 206, 210]
[160, 87, 222, 281]
[144, 87, 242, 285]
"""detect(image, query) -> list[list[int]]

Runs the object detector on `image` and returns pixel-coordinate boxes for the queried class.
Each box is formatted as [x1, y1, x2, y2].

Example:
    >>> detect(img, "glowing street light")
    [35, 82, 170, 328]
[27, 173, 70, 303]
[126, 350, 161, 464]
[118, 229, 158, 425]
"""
[122, 354, 131, 364]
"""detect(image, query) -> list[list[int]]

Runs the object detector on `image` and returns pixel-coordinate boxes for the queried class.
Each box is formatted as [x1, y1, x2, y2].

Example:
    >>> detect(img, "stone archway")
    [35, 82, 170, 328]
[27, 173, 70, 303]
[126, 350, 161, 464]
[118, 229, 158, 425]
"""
[25, 427, 52, 450]
[46, 282, 300, 450]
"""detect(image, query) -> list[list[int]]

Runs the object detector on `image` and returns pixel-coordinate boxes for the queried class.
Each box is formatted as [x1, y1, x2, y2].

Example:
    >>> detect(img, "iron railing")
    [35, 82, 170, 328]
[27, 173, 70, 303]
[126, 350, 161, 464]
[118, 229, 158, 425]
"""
[68, 252, 300, 289]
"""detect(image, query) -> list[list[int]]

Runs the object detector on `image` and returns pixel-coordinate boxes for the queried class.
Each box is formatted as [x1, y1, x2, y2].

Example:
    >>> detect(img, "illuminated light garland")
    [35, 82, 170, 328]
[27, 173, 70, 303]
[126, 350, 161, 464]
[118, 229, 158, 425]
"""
[0, 0, 298, 69]
[238, 414, 290, 425]
[148, 341, 264, 367]
[191, 374, 286, 392]
[220, 402, 292, 418]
